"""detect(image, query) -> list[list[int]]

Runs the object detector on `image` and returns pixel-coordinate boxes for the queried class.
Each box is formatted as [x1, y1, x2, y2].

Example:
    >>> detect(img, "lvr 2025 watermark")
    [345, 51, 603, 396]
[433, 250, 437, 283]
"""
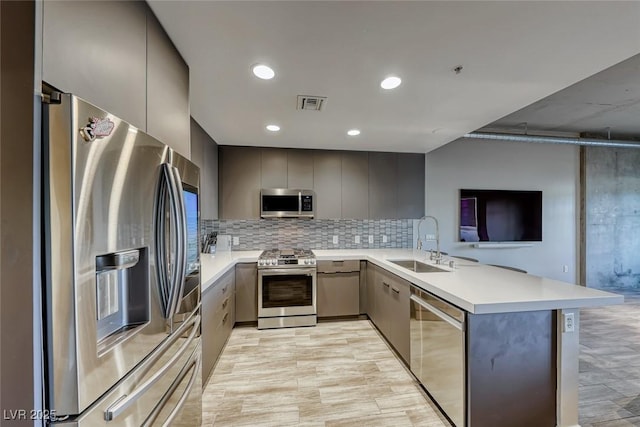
[3, 409, 58, 421]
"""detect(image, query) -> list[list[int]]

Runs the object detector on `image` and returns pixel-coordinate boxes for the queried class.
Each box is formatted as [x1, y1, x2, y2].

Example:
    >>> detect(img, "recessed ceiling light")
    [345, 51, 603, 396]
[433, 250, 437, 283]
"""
[252, 64, 275, 80]
[266, 124, 280, 132]
[347, 129, 361, 136]
[380, 76, 402, 90]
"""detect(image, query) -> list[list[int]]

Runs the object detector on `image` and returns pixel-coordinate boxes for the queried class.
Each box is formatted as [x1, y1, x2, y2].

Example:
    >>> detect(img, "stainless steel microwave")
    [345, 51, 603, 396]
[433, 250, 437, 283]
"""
[260, 189, 314, 218]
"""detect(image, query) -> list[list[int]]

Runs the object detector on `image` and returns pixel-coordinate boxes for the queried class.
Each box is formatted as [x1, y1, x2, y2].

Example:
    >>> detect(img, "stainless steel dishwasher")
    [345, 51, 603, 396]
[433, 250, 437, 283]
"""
[410, 287, 466, 427]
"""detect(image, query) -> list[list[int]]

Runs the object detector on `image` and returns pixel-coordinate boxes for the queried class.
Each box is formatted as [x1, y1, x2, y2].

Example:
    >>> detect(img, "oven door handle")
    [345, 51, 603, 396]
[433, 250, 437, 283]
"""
[259, 268, 316, 276]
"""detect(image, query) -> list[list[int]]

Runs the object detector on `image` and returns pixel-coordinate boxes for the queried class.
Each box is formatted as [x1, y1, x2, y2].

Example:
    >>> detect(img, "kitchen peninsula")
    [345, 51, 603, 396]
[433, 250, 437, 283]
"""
[201, 249, 621, 427]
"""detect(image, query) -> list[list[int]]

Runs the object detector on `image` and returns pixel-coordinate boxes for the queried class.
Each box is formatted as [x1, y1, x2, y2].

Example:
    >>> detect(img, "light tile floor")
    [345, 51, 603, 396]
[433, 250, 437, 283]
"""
[579, 291, 640, 427]
[203, 294, 640, 427]
[202, 320, 450, 426]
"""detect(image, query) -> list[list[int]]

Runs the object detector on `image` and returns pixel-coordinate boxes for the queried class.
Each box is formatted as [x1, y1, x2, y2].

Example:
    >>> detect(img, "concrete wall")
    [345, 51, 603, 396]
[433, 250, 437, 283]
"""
[425, 138, 579, 282]
[584, 146, 640, 291]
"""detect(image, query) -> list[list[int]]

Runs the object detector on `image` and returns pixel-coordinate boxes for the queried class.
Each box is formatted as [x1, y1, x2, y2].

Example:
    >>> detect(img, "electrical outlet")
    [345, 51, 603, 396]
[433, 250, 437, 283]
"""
[355, 236, 361, 244]
[332, 235, 339, 244]
[382, 235, 388, 243]
[232, 236, 239, 246]
[563, 312, 575, 333]
[368, 235, 374, 244]
[563, 265, 569, 273]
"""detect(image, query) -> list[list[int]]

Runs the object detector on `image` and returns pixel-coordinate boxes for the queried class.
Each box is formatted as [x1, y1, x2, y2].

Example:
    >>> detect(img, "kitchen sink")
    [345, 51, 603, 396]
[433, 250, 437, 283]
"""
[388, 259, 449, 273]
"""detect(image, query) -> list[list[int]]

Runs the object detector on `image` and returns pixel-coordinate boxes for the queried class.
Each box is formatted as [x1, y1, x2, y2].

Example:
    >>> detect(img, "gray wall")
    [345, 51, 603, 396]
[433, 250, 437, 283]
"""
[584, 146, 640, 291]
[1, 1, 38, 423]
[425, 138, 579, 282]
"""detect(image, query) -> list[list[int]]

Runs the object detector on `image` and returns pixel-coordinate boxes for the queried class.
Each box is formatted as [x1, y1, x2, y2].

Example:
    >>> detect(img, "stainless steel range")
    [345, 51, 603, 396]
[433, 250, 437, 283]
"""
[257, 249, 317, 329]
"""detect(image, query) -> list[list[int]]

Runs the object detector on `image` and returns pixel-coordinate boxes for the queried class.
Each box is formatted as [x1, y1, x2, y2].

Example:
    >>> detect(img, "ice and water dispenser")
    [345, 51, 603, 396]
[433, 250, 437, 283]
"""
[95, 248, 149, 354]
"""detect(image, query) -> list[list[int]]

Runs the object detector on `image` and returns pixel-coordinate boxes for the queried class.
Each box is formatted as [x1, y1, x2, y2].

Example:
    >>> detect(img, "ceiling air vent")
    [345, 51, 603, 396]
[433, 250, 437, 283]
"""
[297, 95, 326, 111]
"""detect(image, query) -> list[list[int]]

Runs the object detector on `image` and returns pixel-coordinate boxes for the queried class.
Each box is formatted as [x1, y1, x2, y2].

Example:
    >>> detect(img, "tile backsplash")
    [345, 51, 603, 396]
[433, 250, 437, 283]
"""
[201, 219, 415, 251]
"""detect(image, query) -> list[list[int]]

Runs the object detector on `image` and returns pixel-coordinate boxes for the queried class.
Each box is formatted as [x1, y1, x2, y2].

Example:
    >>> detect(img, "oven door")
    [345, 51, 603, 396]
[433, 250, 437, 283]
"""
[258, 268, 317, 318]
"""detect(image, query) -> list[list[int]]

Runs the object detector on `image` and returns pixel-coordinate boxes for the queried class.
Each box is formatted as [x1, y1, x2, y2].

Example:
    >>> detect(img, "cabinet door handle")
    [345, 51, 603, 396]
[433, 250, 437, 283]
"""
[222, 286, 227, 293]
[222, 313, 229, 324]
[222, 298, 229, 309]
[392, 287, 400, 294]
[382, 282, 390, 288]
[332, 260, 344, 264]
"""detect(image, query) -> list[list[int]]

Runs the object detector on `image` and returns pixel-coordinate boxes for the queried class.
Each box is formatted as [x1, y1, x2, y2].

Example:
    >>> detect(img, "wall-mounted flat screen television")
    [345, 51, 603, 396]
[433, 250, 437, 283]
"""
[459, 189, 542, 242]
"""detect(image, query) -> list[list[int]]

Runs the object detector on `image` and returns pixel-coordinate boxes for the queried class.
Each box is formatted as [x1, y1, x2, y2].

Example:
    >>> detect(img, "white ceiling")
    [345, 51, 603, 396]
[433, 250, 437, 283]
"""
[148, 1, 640, 153]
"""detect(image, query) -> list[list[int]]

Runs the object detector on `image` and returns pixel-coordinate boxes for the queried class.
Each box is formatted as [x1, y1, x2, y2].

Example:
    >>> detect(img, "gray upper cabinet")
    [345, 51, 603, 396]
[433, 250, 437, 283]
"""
[146, 12, 190, 158]
[396, 153, 425, 218]
[313, 151, 342, 219]
[191, 119, 218, 219]
[218, 146, 424, 220]
[190, 119, 204, 171]
[202, 133, 219, 220]
[341, 151, 369, 219]
[369, 152, 397, 219]
[220, 146, 261, 219]
[43, 1, 147, 130]
[260, 148, 287, 189]
[287, 150, 314, 189]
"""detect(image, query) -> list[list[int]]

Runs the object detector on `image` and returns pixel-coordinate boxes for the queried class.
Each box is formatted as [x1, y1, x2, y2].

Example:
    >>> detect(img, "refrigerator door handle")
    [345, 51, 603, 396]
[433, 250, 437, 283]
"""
[154, 163, 186, 319]
[154, 164, 176, 318]
[103, 314, 200, 421]
[142, 343, 202, 427]
[167, 166, 187, 319]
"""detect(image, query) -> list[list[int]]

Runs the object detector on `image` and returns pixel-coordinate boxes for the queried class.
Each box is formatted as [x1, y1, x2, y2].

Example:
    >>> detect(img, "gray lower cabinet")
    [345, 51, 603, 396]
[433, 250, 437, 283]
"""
[202, 268, 235, 386]
[317, 260, 360, 317]
[359, 260, 368, 314]
[366, 263, 410, 364]
[235, 263, 258, 322]
[366, 262, 380, 327]
[387, 275, 410, 362]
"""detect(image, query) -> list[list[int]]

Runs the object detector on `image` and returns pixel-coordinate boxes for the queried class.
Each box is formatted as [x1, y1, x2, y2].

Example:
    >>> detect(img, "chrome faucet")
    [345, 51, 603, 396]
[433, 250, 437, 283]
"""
[416, 215, 443, 264]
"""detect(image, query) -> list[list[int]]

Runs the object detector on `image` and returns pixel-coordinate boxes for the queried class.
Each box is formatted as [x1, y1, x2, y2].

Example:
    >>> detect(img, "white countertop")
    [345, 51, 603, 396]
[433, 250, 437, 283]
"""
[200, 249, 623, 314]
[200, 250, 262, 292]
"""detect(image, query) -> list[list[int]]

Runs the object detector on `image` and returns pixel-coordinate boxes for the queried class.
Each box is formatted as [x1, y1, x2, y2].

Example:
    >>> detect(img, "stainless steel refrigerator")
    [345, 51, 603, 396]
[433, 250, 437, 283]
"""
[42, 93, 202, 426]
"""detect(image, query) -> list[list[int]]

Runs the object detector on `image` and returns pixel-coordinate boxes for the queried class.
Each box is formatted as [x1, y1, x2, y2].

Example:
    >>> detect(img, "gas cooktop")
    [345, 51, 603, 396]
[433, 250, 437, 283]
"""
[258, 248, 316, 268]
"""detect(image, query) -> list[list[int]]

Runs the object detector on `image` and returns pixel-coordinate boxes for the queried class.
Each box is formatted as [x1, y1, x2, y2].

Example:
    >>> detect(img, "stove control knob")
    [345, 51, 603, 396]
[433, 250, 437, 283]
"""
[304, 259, 310, 265]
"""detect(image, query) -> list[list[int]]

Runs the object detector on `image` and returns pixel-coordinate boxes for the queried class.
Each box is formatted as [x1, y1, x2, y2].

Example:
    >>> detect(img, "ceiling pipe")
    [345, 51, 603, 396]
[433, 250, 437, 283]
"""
[463, 131, 640, 149]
